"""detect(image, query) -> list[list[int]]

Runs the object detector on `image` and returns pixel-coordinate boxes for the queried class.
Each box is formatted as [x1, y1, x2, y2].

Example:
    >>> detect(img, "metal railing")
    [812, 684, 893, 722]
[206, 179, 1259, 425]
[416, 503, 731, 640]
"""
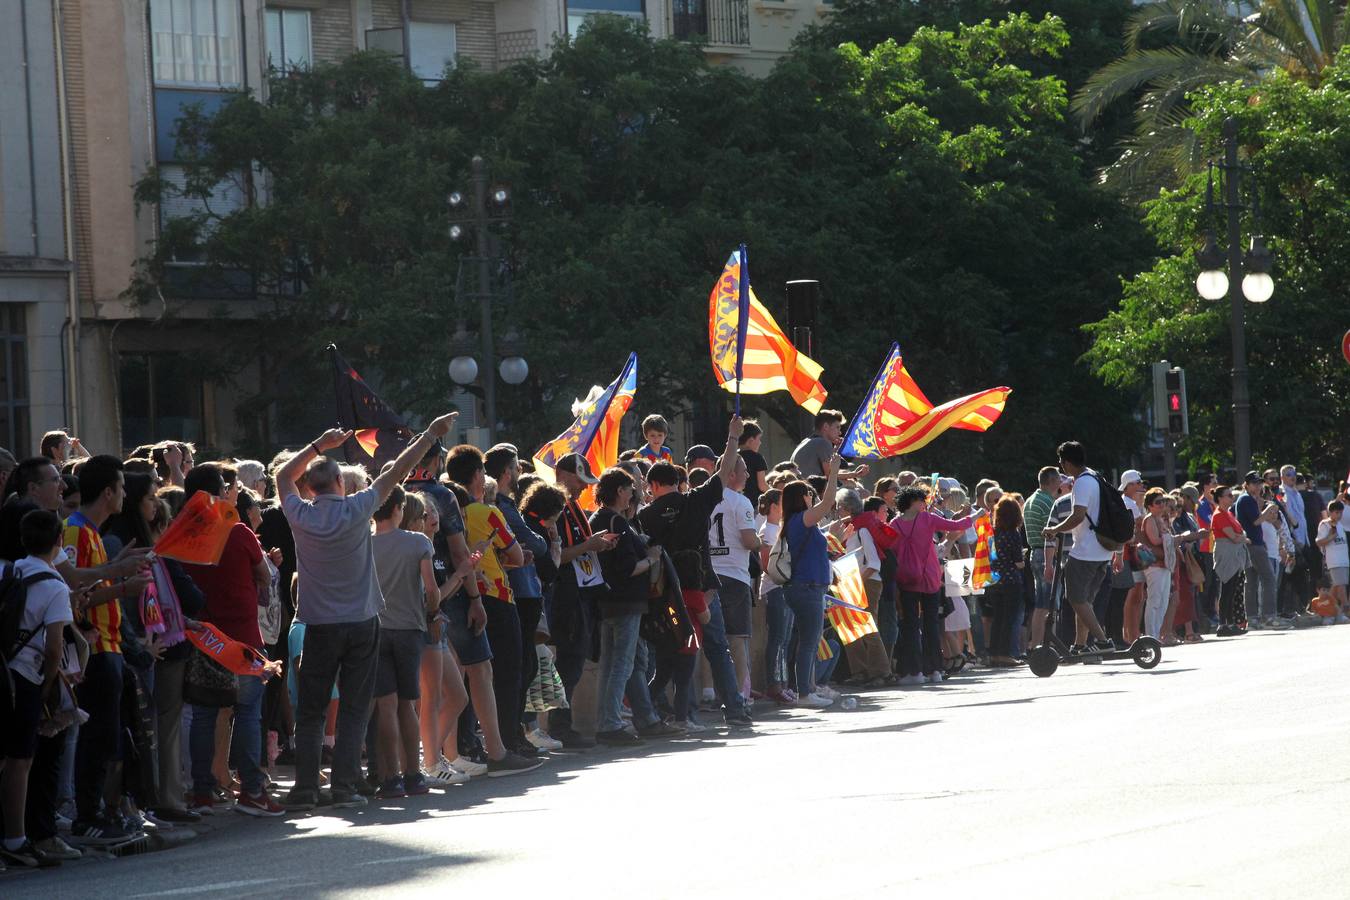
[672, 0, 751, 46]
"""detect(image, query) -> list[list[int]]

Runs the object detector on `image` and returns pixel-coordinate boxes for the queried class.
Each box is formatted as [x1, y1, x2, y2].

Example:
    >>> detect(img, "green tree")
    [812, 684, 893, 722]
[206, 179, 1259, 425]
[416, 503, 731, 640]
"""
[1085, 56, 1350, 476]
[132, 15, 1150, 483]
[1073, 0, 1349, 200]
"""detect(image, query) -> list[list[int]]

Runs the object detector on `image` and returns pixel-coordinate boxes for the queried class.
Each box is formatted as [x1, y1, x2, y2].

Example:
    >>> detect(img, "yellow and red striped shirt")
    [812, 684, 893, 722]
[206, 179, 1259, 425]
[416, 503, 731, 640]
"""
[465, 502, 516, 603]
[64, 511, 118, 654]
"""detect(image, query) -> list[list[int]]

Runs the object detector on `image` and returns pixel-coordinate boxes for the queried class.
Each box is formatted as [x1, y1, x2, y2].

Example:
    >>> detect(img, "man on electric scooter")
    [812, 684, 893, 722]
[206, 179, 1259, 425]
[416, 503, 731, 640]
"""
[1042, 441, 1116, 657]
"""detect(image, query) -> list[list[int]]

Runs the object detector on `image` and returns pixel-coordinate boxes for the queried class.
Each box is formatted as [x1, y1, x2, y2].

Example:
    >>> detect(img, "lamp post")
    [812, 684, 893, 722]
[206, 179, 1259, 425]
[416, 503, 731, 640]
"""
[1195, 117, 1274, 476]
[447, 156, 526, 443]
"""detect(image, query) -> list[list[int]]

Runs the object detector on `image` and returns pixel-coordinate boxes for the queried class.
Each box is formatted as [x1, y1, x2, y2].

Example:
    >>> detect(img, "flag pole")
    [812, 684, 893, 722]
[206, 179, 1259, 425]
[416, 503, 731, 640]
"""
[735, 243, 749, 417]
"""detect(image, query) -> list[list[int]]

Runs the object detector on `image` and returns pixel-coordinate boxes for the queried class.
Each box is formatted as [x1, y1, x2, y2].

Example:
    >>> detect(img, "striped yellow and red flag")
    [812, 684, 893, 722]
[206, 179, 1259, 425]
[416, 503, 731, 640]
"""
[708, 249, 827, 414]
[533, 353, 638, 510]
[353, 429, 380, 458]
[840, 343, 1009, 459]
[826, 550, 879, 646]
[972, 511, 993, 590]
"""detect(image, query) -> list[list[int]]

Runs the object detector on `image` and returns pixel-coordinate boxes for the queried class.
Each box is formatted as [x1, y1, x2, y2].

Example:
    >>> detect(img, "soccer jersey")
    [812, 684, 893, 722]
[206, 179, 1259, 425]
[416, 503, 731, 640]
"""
[64, 510, 118, 654]
[637, 444, 674, 465]
[464, 501, 517, 603]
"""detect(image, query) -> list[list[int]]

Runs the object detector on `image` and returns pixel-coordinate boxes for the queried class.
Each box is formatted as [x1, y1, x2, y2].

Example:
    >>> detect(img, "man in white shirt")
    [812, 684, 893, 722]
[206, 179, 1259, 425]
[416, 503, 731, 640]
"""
[1042, 442, 1114, 654]
[1317, 501, 1348, 620]
[709, 456, 760, 697]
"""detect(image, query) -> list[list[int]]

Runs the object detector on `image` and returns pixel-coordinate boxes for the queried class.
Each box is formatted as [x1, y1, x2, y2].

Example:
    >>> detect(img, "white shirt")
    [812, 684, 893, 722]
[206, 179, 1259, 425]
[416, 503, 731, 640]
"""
[845, 528, 882, 582]
[1124, 496, 1141, 520]
[1068, 470, 1112, 563]
[7, 556, 73, 686]
[709, 488, 756, 585]
[1318, 519, 1348, 569]
[758, 520, 780, 599]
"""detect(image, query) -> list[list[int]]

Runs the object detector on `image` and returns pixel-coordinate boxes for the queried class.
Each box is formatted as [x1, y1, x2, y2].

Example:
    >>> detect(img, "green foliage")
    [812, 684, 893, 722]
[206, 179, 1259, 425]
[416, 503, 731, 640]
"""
[1086, 57, 1350, 475]
[129, 14, 1150, 483]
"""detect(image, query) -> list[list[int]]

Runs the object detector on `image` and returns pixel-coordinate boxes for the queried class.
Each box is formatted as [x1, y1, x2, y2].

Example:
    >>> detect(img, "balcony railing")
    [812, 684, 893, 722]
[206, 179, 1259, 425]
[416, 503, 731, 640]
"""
[672, 0, 751, 47]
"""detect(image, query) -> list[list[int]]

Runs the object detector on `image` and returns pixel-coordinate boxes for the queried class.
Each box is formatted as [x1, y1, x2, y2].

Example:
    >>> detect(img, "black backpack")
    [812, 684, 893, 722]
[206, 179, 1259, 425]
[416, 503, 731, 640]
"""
[1085, 472, 1135, 551]
[0, 563, 63, 703]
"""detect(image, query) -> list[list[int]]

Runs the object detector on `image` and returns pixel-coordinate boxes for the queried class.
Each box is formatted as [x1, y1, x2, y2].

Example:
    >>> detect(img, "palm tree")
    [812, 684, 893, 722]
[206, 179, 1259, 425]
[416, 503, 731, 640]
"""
[1072, 0, 1349, 199]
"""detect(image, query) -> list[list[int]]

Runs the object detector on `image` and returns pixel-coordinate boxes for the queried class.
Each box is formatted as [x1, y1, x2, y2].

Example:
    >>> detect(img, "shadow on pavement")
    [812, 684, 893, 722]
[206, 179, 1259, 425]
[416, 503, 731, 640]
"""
[840, 718, 942, 735]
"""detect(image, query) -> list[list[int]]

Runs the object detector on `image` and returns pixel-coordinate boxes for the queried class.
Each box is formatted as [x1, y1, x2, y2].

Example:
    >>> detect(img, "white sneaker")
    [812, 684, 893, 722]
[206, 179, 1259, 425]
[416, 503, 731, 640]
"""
[815, 684, 840, 701]
[674, 719, 711, 734]
[526, 728, 564, 751]
[800, 692, 835, 708]
[1267, 616, 1293, 630]
[926, 671, 945, 684]
[1337, 615, 1350, 625]
[898, 674, 926, 687]
[423, 764, 469, 787]
[450, 755, 488, 778]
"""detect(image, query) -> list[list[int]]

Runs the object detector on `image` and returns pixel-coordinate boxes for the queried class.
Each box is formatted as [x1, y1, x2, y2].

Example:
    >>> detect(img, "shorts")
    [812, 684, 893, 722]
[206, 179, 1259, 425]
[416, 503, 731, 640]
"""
[1331, 567, 1349, 588]
[1064, 556, 1109, 607]
[375, 628, 425, 700]
[443, 593, 493, 667]
[1, 674, 43, 759]
[716, 576, 753, 636]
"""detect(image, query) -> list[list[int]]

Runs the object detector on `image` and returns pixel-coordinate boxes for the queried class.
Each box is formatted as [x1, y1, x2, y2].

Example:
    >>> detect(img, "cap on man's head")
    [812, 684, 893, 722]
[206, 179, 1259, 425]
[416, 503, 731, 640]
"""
[556, 453, 598, 485]
[936, 477, 960, 493]
[685, 445, 718, 464]
[1118, 469, 1144, 491]
[1178, 485, 1200, 504]
[1243, 470, 1262, 485]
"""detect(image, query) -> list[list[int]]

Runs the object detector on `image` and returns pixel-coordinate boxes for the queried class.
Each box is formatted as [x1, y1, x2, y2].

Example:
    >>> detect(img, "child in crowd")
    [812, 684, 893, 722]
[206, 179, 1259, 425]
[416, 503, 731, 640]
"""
[637, 415, 674, 466]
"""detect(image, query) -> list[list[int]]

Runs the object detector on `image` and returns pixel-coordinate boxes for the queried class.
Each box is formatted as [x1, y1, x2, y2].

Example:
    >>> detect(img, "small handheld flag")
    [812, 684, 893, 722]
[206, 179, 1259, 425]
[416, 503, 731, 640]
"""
[328, 345, 415, 469]
[533, 353, 638, 509]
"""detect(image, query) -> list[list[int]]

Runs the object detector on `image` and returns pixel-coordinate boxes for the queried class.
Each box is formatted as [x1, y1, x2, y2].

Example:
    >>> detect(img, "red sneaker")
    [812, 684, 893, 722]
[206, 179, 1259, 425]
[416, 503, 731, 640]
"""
[234, 790, 285, 817]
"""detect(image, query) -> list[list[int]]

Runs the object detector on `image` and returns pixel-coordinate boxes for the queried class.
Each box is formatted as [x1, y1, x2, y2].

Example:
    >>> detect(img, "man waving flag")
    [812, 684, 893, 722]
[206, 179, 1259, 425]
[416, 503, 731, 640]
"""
[534, 353, 638, 509]
[709, 248, 827, 413]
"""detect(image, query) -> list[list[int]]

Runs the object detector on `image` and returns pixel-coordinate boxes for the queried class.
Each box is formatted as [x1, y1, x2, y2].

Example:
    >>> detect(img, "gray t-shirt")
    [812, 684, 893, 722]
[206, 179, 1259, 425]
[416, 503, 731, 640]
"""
[373, 528, 434, 631]
[284, 488, 383, 625]
[790, 434, 834, 478]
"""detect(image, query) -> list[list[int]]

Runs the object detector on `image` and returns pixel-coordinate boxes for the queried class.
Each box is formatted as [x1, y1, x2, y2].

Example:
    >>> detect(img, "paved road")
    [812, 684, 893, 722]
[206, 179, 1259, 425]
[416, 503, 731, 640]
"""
[7, 626, 1350, 898]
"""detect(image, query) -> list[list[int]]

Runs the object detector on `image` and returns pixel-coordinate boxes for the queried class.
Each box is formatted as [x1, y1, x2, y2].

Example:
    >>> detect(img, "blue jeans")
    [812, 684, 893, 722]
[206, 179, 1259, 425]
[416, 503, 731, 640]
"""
[626, 638, 659, 728]
[1008, 590, 1025, 657]
[763, 587, 793, 687]
[597, 613, 643, 733]
[700, 592, 746, 717]
[191, 674, 265, 796]
[783, 582, 826, 695]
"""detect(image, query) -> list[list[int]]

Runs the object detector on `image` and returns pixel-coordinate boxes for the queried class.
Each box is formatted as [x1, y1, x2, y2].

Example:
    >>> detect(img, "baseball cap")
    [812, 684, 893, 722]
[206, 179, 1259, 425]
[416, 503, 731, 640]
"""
[1243, 470, 1262, 485]
[1178, 485, 1200, 504]
[936, 477, 960, 493]
[685, 445, 718, 464]
[1118, 469, 1144, 491]
[555, 453, 598, 484]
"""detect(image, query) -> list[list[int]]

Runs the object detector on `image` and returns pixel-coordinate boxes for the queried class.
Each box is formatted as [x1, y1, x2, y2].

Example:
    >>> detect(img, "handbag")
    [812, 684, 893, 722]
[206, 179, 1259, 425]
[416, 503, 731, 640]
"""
[765, 514, 809, 586]
[257, 557, 283, 646]
[525, 644, 569, 713]
[1183, 551, 1205, 587]
[184, 647, 237, 708]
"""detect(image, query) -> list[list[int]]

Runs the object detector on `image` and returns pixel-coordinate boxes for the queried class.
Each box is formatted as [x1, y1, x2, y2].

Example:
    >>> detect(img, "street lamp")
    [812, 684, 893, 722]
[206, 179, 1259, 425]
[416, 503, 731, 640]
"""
[446, 156, 526, 442]
[1195, 116, 1274, 475]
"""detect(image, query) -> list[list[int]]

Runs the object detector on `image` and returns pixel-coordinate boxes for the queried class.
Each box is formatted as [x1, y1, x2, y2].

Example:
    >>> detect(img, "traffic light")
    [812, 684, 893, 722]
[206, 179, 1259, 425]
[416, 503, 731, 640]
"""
[1164, 367, 1188, 437]
[1151, 361, 1189, 437]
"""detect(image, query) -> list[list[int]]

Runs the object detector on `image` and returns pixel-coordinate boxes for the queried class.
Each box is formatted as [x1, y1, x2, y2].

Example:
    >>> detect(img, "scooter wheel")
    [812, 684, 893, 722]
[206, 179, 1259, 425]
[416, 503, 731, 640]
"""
[1028, 646, 1060, 678]
[1131, 636, 1162, 670]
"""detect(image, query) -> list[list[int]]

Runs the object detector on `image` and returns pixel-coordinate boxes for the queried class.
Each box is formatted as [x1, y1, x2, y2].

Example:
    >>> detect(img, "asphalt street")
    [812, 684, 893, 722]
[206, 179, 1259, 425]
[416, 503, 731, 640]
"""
[7, 625, 1350, 899]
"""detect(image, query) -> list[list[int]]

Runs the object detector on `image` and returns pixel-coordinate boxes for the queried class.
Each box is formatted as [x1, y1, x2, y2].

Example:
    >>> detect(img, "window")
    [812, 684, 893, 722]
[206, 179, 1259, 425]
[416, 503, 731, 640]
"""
[408, 21, 457, 82]
[566, 0, 645, 39]
[265, 7, 311, 74]
[151, 0, 242, 88]
[0, 307, 30, 455]
[118, 354, 205, 453]
[157, 164, 247, 261]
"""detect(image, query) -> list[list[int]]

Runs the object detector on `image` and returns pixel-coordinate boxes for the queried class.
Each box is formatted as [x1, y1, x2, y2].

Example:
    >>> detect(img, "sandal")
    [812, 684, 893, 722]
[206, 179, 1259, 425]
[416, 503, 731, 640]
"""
[1184, 633, 1204, 643]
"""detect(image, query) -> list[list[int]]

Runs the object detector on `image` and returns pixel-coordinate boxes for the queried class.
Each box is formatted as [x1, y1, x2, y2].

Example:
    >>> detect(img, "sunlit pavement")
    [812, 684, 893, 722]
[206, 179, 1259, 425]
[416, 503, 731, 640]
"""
[10, 624, 1350, 899]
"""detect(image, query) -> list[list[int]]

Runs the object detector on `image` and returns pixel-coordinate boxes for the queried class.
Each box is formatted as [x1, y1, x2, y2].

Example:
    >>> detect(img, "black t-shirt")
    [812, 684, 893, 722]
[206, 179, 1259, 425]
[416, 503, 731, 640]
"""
[0, 496, 39, 562]
[740, 448, 767, 508]
[638, 473, 723, 590]
[588, 508, 647, 615]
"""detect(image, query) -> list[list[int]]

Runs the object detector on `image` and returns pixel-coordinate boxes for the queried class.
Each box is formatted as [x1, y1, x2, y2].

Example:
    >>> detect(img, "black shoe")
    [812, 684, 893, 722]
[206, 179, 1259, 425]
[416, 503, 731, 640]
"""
[0, 840, 53, 869]
[274, 747, 296, 766]
[596, 729, 645, 746]
[510, 742, 541, 759]
[637, 720, 683, 738]
[487, 752, 545, 777]
[326, 786, 368, 809]
[556, 729, 596, 751]
[283, 788, 318, 811]
[1089, 638, 1116, 654]
[1068, 644, 1088, 655]
[725, 712, 754, 729]
[1215, 624, 1240, 637]
[151, 806, 202, 824]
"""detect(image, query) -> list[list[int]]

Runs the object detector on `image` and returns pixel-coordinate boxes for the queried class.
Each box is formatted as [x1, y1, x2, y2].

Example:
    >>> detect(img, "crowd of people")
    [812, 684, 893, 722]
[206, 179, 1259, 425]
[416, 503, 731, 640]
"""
[0, 410, 1346, 872]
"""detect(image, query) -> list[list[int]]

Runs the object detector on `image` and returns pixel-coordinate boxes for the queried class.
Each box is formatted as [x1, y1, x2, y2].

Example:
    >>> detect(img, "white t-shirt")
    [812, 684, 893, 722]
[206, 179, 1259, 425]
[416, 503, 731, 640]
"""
[7, 556, 73, 686]
[710, 488, 756, 585]
[1124, 496, 1141, 520]
[1319, 519, 1349, 569]
[846, 528, 882, 582]
[1068, 470, 1112, 563]
[758, 520, 780, 599]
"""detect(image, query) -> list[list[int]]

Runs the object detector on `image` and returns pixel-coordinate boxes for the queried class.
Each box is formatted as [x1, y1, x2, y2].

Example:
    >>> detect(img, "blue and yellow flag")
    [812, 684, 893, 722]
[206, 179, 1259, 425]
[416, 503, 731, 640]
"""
[840, 343, 1010, 459]
[534, 353, 638, 506]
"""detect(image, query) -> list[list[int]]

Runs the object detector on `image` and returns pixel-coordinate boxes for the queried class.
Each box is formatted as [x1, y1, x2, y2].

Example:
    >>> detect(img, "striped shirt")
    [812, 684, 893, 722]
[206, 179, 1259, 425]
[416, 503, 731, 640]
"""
[1023, 489, 1055, 550]
[64, 511, 118, 654]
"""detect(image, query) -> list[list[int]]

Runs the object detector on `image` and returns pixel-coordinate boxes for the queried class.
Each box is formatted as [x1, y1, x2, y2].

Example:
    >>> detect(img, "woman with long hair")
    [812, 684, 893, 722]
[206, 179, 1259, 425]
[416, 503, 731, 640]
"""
[1210, 486, 1250, 636]
[986, 497, 1027, 667]
[779, 453, 841, 708]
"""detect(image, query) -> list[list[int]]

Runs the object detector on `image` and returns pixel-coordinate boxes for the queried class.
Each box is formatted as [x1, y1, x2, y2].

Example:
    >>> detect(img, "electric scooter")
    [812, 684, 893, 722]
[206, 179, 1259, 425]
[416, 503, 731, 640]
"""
[1026, 535, 1162, 677]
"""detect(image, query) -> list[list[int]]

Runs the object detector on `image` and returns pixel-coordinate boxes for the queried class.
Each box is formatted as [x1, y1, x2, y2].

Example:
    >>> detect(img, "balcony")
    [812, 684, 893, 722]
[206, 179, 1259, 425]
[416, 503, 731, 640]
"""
[673, 0, 751, 46]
